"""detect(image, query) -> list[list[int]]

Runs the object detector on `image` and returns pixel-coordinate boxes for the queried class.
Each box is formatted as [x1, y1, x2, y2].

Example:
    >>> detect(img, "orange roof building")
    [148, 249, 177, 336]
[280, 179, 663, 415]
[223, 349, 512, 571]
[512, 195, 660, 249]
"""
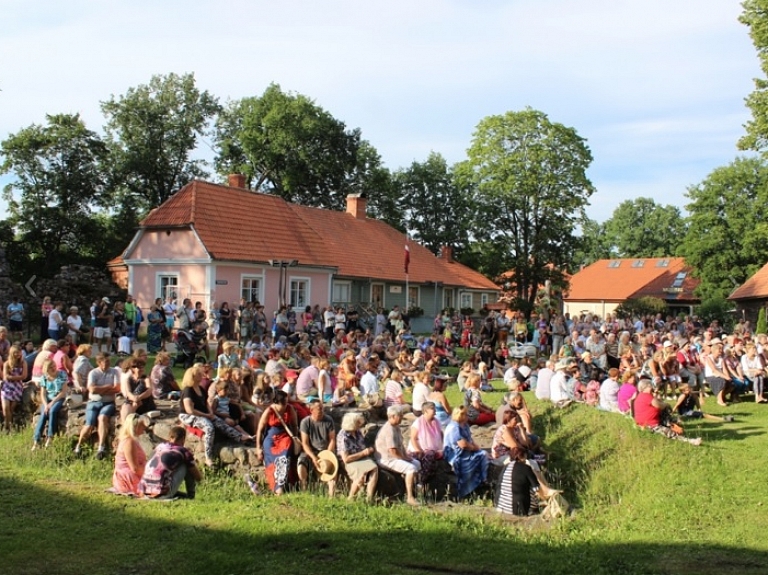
[728, 262, 768, 323]
[118, 175, 498, 321]
[563, 257, 700, 318]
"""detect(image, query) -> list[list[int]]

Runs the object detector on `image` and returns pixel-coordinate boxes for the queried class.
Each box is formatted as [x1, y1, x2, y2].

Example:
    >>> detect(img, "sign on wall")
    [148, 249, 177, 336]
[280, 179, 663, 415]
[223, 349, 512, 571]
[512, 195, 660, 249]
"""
[389, 285, 402, 293]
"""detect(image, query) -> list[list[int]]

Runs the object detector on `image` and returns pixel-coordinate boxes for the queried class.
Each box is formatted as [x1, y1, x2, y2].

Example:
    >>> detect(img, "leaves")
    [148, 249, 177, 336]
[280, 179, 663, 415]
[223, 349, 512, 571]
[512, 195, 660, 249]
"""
[458, 108, 594, 306]
[681, 156, 768, 300]
[601, 198, 687, 259]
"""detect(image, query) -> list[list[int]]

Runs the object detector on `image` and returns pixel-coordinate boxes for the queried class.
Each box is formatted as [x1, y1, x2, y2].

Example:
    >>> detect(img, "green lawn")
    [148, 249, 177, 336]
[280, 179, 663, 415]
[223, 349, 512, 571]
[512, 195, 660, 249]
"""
[1, 378, 767, 574]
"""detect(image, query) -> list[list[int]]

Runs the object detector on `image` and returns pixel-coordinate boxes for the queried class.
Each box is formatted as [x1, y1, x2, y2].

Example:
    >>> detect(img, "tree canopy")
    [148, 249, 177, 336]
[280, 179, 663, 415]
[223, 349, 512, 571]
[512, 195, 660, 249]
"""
[457, 108, 594, 309]
[681, 156, 768, 300]
[601, 197, 687, 258]
[1, 113, 109, 276]
[739, 0, 768, 152]
[102, 72, 220, 213]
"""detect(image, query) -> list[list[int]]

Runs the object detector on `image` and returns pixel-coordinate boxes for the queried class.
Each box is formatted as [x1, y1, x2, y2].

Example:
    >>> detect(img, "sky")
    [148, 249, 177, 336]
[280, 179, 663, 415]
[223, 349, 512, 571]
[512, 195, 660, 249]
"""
[0, 0, 760, 222]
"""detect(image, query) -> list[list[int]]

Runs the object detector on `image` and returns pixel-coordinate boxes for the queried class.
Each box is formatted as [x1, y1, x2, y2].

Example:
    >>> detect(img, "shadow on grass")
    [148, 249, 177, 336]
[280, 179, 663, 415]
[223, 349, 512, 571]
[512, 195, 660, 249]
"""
[0, 474, 766, 575]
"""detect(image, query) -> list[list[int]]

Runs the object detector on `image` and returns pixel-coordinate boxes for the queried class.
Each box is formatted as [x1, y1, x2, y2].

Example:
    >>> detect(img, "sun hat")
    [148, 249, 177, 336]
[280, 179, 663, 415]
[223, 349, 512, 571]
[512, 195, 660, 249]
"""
[316, 450, 339, 482]
[102, 297, 111, 304]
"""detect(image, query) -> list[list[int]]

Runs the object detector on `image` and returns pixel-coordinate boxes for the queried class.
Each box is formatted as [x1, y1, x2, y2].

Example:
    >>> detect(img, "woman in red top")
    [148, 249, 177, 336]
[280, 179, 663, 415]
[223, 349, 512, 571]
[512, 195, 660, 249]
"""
[633, 379, 701, 445]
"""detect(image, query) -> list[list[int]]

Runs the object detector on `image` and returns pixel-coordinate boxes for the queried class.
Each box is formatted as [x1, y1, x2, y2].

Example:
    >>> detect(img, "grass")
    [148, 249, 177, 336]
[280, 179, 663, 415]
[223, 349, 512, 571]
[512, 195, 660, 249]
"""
[2, 357, 768, 574]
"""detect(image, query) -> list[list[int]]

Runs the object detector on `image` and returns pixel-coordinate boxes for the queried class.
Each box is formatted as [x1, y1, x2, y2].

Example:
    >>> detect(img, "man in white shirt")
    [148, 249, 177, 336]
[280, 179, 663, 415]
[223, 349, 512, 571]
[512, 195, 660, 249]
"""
[360, 360, 380, 397]
[535, 360, 556, 401]
[599, 368, 621, 412]
[549, 359, 574, 407]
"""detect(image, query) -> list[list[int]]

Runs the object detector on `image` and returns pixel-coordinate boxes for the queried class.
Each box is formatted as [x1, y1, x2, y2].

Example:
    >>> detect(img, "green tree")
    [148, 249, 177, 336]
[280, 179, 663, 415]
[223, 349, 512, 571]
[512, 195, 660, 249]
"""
[395, 152, 470, 254]
[457, 108, 595, 309]
[456, 240, 512, 281]
[602, 197, 687, 258]
[573, 217, 610, 269]
[101, 72, 220, 213]
[1, 113, 109, 276]
[214, 84, 364, 210]
[756, 307, 767, 335]
[740, 0, 768, 151]
[350, 141, 403, 230]
[681, 156, 768, 300]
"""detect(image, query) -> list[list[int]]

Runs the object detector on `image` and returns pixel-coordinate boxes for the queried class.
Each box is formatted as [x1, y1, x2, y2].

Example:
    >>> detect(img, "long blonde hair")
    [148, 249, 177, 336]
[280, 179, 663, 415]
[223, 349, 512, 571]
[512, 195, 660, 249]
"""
[119, 413, 149, 440]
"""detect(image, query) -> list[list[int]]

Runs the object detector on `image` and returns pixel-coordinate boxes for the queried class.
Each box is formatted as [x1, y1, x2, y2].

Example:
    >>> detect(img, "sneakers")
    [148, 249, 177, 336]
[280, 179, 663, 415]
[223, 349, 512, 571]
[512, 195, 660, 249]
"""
[244, 473, 260, 495]
[73, 445, 82, 455]
[96, 448, 106, 460]
[31, 442, 39, 451]
[689, 437, 703, 446]
[723, 415, 735, 422]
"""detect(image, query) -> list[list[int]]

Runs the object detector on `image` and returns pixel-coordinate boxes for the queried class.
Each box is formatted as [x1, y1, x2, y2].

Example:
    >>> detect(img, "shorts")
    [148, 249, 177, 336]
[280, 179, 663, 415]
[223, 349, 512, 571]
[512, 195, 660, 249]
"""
[377, 456, 421, 476]
[680, 410, 703, 419]
[8, 320, 22, 332]
[94, 327, 110, 339]
[85, 401, 116, 426]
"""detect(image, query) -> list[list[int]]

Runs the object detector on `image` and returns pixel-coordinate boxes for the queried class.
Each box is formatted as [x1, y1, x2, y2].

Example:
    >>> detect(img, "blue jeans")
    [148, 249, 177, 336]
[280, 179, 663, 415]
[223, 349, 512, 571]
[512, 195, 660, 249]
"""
[33, 399, 64, 442]
[48, 329, 60, 341]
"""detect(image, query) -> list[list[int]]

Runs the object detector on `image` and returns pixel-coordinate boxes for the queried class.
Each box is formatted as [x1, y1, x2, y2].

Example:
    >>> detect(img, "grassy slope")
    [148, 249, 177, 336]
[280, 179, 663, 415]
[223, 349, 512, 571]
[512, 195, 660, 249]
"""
[1, 389, 767, 575]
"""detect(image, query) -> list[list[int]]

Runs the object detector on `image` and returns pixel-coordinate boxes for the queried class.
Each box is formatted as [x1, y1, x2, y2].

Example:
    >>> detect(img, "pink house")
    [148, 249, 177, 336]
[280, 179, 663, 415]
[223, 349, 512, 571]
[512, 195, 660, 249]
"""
[115, 175, 498, 322]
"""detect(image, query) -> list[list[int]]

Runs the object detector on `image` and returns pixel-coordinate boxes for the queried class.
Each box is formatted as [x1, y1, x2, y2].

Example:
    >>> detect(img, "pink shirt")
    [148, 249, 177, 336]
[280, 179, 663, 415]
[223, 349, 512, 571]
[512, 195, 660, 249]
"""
[408, 416, 443, 453]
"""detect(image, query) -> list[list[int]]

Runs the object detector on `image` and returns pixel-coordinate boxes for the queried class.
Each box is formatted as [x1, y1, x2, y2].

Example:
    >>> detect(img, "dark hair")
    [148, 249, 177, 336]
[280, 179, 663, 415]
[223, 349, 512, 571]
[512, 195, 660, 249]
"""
[273, 389, 288, 405]
[169, 425, 187, 443]
[502, 408, 519, 425]
[432, 378, 447, 393]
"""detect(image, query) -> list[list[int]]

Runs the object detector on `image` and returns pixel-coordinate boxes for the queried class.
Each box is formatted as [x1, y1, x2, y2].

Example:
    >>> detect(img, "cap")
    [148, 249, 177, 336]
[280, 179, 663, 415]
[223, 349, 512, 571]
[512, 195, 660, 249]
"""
[102, 297, 111, 304]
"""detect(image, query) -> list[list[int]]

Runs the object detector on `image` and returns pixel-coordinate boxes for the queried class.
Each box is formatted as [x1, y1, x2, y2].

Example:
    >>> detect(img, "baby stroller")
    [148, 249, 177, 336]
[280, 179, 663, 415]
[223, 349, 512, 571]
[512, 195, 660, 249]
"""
[174, 329, 199, 368]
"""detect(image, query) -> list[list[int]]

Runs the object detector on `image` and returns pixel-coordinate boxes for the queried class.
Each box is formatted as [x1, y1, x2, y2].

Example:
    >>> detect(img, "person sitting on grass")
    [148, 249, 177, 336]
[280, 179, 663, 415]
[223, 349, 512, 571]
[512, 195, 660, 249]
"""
[633, 378, 702, 446]
[32, 359, 69, 450]
[495, 447, 552, 517]
[112, 413, 150, 496]
[337, 412, 378, 503]
[463, 373, 496, 426]
[673, 383, 734, 423]
[139, 425, 202, 500]
[375, 406, 421, 506]
[74, 352, 120, 459]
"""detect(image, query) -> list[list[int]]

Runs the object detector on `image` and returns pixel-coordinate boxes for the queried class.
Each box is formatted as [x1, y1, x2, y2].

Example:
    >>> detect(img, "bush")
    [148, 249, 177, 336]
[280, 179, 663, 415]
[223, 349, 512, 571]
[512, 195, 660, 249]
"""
[614, 296, 667, 319]
[406, 306, 424, 317]
[696, 296, 736, 330]
[460, 307, 475, 316]
[757, 307, 767, 335]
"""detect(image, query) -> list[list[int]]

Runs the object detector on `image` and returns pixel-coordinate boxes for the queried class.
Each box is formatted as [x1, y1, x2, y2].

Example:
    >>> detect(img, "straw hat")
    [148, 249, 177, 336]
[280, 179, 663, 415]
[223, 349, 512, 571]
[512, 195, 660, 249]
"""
[316, 450, 339, 482]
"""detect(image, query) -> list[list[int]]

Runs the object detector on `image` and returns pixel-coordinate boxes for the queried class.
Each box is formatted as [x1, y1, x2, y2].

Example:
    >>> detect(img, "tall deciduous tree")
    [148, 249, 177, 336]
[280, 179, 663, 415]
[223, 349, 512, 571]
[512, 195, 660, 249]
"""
[602, 197, 687, 258]
[1, 113, 109, 276]
[681, 156, 768, 300]
[740, 0, 768, 152]
[396, 152, 470, 255]
[214, 84, 364, 210]
[457, 108, 594, 310]
[101, 72, 220, 212]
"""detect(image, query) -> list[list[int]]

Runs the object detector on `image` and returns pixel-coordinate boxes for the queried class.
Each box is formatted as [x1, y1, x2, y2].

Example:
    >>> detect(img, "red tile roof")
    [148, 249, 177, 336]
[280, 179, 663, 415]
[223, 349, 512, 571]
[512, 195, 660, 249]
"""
[565, 258, 699, 303]
[729, 262, 768, 300]
[137, 180, 498, 290]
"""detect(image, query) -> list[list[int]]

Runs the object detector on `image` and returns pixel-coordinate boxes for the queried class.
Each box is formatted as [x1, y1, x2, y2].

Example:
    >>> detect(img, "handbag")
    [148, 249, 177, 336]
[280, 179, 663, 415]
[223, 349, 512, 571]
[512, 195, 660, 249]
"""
[271, 405, 302, 455]
[541, 492, 569, 520]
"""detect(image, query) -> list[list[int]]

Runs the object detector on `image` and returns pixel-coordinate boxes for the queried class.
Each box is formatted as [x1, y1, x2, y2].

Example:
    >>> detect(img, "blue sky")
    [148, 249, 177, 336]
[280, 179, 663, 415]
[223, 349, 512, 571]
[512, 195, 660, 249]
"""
[0, 0, 760, 222]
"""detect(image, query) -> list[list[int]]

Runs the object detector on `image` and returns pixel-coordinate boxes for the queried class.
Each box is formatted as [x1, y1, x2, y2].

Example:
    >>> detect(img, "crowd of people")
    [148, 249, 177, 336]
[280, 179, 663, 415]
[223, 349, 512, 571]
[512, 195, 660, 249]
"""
[3, 294, 760, 512]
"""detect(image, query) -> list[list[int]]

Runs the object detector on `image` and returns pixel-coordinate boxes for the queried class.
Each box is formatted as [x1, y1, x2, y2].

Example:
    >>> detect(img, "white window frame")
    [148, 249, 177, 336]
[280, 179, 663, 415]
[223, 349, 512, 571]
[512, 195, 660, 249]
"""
[370, 282, 385, 308]
[481, 293, 489, 307]
[156, 273, 180, 301]
[460, 292, 472, 309]
[289, 277, 311, 311]
[443, 289, 454, 310]
[332, 280, 352, 304]
[408, 286, 420, 309]
[241, 274, 263, 304]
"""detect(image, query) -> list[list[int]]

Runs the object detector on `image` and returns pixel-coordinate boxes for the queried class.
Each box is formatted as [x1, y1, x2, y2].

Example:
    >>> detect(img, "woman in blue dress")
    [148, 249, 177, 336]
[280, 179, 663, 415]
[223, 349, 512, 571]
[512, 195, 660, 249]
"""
[443, 406, 489, 499]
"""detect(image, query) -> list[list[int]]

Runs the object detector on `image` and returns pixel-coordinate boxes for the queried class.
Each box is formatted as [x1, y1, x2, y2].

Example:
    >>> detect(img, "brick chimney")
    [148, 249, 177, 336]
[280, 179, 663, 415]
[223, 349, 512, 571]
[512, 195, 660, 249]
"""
[228, 174, 246, 189]
[440, 245, 453, 262]
[346, 193, 367, 219]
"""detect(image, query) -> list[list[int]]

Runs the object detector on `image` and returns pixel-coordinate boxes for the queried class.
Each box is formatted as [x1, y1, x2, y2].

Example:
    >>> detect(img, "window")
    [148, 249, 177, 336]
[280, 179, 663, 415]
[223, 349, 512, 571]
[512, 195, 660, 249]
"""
[332, 281, 351, 304]
[157, 274, 179, 301]
[443, 289, 454, 310]
[608, 260, 621, 268]
[672, 272, 687, 289]
[631, 260, 645, 268]
[241, 276, 262, 304]
[656, 259, 670, 267]
[289, 279, 309, 310]
[408, 286, 420, 308]
[481, 293, 489, 306]
[460, 292, 472, 309]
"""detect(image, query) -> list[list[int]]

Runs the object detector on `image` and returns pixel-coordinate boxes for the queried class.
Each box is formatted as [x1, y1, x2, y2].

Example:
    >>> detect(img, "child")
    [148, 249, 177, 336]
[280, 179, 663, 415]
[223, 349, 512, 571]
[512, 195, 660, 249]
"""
[209, 379, 252, 441]
[673, 384, 734, 422]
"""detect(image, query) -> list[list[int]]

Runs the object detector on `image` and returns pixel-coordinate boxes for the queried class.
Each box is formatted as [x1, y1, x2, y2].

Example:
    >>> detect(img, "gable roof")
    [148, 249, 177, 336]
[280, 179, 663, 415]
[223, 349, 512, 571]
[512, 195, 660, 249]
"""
[729, 261, 768, 301]
[137, 179, 498, 290]
[565, 257, 699, 303]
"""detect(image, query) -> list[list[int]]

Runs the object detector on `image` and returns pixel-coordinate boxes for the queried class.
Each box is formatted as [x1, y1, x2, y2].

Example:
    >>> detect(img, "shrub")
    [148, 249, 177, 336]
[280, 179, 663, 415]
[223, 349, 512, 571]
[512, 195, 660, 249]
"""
[757, 307, 767, 335]
[614, 296, 667, 319]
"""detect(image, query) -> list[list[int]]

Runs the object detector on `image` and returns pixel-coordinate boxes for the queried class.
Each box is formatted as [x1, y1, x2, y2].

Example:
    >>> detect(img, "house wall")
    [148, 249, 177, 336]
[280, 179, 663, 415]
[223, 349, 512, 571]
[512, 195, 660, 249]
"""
[564, 300, 620, 319]
[129, 264, 207, 307]
[733, 299, 766, 325]
[131, 230, 208, 260]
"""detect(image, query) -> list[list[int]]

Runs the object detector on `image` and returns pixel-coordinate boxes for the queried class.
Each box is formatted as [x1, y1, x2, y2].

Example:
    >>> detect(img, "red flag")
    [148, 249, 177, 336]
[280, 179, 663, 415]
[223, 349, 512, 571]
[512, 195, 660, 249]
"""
[404, 244, 410, 274]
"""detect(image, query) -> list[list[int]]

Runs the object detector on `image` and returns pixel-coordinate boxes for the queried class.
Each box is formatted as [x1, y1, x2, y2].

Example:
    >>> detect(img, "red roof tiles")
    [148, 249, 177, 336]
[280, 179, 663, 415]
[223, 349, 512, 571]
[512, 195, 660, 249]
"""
[565, 258, 699, 303]
[729, 262, 768, 300]
[137, 180, 498, 290]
